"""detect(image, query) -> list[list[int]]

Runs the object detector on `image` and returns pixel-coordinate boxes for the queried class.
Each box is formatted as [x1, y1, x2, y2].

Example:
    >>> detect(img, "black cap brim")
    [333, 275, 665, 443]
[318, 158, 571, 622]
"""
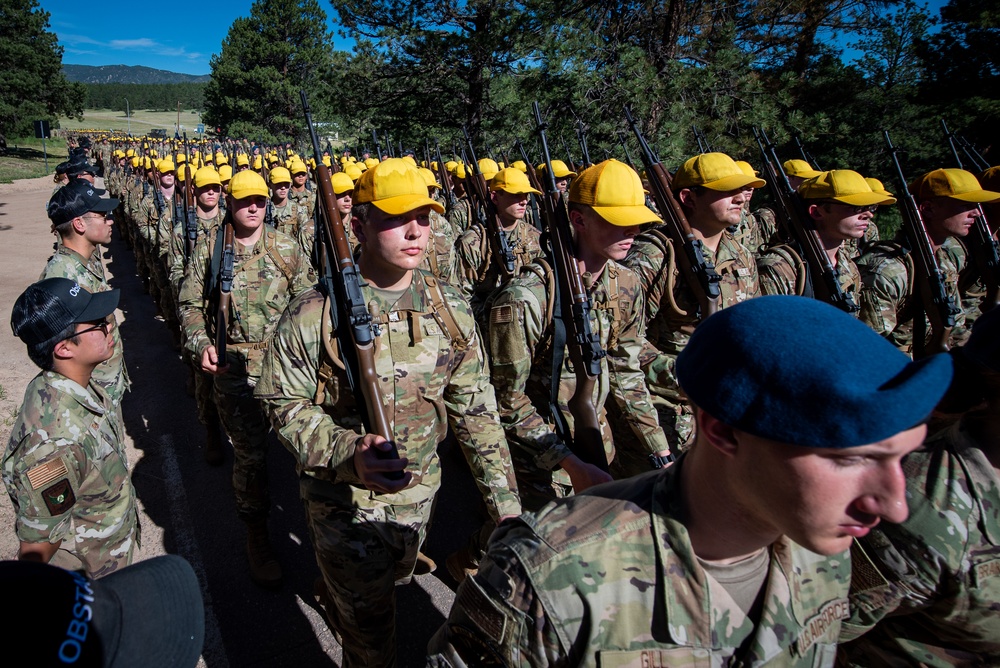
[89, 197, 119, 214]
[76, 288, 120, 323]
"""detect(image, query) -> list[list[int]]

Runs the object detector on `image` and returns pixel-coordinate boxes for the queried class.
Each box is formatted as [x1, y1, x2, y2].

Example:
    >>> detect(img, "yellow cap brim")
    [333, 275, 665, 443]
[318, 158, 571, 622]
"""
[371, 194, 445, 216]
[592, 204, 662, 227]
[495, 186, 542, 196]
[835, 191, 895, 206]
[950, 189, 1000, 203]
[791, 169, 823, 179]
[703, 175, 767, 191]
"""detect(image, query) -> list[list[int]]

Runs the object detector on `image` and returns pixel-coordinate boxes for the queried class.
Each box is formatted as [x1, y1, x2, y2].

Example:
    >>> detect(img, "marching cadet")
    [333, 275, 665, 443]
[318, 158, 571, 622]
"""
[454, 167, 545, 327]
[536, 158, 576, 193]
[624, 152, 762, 458]
[178, 170, 314, 587]
[41, 180, 129, 408]
[445, 161, 473, 235]
[288, 158, 317, 218]
[757, 169, 891, 307]
[843, 177, 891, 257]
[235, 153, 250, 173]
[487, 159, 669, 511]
[417, 166, 457, 283]
[5, 279, 139, 578]
[858, 168, 1000, 354]
[783, 158, 822, 189]
[254, 158, 520, 667]
[298, 170, 355, 264]
[168, 166, 227, 466]
[429, 295, 953, 667]
[264, 166, 308, 238]
[730, 159, 778, 254]
[839, 305, 1000, 665]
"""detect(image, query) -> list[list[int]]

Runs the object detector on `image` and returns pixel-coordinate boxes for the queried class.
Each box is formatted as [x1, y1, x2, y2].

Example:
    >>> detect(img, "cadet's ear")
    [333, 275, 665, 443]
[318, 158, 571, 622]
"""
[678, 188, 696, 209]
[568, 207, 585, 229]
[808, 203, 824, 221]
[695, 408, 739, 458]
[351, 216, 365, 243]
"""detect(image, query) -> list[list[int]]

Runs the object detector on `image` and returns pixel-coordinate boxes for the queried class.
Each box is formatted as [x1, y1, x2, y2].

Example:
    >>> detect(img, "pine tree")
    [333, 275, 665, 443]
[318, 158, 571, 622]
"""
[203, 0, 335, 143]
[0, 0, 85, 144]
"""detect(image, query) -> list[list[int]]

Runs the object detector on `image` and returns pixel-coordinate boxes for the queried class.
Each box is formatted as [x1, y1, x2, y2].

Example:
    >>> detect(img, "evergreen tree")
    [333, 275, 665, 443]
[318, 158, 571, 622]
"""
[0, 0, 85, 144]
[203, 0, 335, 143]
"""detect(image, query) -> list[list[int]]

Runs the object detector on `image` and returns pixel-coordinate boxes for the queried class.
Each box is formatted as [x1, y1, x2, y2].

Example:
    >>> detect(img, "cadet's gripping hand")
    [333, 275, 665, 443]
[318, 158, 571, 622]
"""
[201, 345, 230, 375]
[561, 454, 613, 493]
[354, 434, 412, 494]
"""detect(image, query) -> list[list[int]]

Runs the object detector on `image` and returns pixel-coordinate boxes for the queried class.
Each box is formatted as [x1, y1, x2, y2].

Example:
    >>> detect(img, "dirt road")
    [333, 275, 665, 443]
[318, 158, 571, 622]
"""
[0, 176, 476, 666]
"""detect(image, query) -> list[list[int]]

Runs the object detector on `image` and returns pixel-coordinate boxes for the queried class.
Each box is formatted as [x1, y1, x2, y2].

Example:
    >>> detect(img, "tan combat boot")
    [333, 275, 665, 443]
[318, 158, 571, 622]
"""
[246, 519, 283, 588]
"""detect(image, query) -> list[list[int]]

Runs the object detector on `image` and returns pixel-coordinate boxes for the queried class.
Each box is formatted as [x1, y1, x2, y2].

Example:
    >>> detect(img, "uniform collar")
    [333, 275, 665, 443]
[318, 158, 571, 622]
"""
[42, 370, 107, 417]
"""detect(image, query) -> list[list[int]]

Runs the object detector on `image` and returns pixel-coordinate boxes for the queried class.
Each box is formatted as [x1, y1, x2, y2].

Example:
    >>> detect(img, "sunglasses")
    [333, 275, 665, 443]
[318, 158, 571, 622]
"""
[821, 200, 878, 214]
[63, 318, 111, 341]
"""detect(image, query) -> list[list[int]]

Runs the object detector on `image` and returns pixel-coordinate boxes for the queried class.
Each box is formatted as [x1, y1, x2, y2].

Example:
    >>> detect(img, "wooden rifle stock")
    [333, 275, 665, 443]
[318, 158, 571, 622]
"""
[533, 101, 608, 472]
[300, 91, 398, 469]
[626, 107, 721, 319]
[884, 130, 960, 355]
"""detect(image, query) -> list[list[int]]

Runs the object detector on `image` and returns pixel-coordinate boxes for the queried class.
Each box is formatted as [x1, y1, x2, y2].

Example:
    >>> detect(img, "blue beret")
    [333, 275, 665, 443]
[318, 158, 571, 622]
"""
[676, 296, 953, 448]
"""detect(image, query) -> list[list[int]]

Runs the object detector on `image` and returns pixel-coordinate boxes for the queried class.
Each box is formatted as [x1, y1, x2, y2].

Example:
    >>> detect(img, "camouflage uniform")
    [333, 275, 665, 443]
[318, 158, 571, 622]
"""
[39, 248, 130, 408]
[419, 209, 457, 283]
[624, 228, 758, 450]
[255, 273, 520, 668]
[839, 413, 1000, 665]
[757, 243, 863, 316]
[178, 226, 313, 521]
[267, 198, 308, 239]
[2, 372, 138, 578]
[454, 219, 544, 326]
[289, 187, 317, 219]
[857, 235, 969, 354]
[730, 206, 778, 255]
[447, 195, 472, 236]
[488, 260, 667, 509]
[429, 463, 848, 667]
[842, 221, 880, 258]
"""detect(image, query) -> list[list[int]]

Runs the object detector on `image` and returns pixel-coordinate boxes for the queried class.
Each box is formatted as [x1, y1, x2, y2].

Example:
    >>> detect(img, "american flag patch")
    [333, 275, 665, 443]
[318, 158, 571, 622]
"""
[26, 459, 67, 490]
[491, 304, 514, 324]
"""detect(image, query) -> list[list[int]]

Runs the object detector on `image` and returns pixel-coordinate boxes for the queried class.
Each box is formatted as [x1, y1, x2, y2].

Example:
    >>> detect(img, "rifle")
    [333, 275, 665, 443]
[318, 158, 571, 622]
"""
[616, 131, 638, 172]
[794, 135, 821, 171]
[301, 91, 398, 472]
[215, 220, 235, 367]
[692, 125, 711, 154]
[884, 130, 961, 355]
[515, 140, 543, 231]
[434, 140, 456, 212]
[940, 120, 999, 311]
[183, 133, 198, 261]
[532, 101, 608, 472]
[372, 129, 383, 162]
[627, 107, 721, 319]
[576, 118, 591, 168]
[754, 126, 859, 314]
[560, 136, 577, 172]
[462, 126, 517, 281]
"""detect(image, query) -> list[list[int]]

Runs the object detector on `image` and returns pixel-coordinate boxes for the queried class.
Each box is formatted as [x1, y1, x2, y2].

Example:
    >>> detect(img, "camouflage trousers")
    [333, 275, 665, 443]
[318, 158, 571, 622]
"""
[213, 385, 271, 522]
[301, 485, 434, 668]
[152, 253, 179, 330]
[511, 448, 573, 513]
[194, 364, 218, 426]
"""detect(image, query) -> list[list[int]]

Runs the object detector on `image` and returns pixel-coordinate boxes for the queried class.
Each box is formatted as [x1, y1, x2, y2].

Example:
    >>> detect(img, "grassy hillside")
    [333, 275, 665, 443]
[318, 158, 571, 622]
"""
[58, 108, 205, 135]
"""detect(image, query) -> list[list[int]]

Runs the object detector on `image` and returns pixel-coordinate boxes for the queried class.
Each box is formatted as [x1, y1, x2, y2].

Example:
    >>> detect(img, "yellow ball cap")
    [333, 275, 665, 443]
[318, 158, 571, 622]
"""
[236, 154, 250, 166]
[418, 167, 441, 189]
[156, 159, 175, 173]
[331, 171, 355, 194]
[218, 164, 233, 182]
[909, 168, 1000, 203]
[364, 158, 380, 169]
[344, 164, 363, 182]
[268, 167, 292, 185]
[143, 157, 152, 170]
[783, 159, 822, 179]
[253, 156, 263, 170]
[979, 166, 1000, 193]
[511, 160, 528, 173]
[734, 160, 758, 178]
[322, 156, 332, 167]
[477, 158, 500, 180]
[228, 170, 269, 199]
[215, 152, 227, 165]
[176, 154, 187, 164]
[194, 166, 222, 189]
[289, 159, 308, 175]
[130, 156, 140, 167]
[489, 167, 541, 196]
[570, 159, 662, 227]
[799, 170, 887, 206]
[864, 177, 897, 205]
[537, 159, 576, 179]
[674, 153, 766, 191]
[402, 155, 417, 166]
[354, 158, 445, 215]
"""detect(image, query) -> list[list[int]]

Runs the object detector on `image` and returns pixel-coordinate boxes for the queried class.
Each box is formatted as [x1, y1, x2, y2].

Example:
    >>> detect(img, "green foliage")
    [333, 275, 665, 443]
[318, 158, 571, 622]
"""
[203, 0, 336, 144]
[84, 83, 206, 113]
[0, 0, 85, 141]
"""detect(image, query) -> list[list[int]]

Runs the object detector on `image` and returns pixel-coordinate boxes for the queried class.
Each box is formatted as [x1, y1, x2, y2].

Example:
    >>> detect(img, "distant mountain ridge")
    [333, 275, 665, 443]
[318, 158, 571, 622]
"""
[63, 64, 211, 84]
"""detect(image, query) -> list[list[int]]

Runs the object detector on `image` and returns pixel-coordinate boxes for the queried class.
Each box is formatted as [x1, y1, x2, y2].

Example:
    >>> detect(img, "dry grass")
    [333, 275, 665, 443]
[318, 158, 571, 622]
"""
[0, 137, 69, 184]
[58, 108, 204, 134]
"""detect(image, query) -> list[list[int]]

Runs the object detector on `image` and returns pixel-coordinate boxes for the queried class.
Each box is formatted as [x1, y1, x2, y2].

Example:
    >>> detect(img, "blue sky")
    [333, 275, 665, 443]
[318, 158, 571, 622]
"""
[43, 0, 948, 77]
[43, 0, 354, 75]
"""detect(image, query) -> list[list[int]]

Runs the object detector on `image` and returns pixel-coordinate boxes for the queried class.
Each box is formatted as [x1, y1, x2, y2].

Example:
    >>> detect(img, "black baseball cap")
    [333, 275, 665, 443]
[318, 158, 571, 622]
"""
[0, 555, 205, 667]
[66, 159, 97, 177]
[11, 277, 120, 347]
[47, 179, 117, 226]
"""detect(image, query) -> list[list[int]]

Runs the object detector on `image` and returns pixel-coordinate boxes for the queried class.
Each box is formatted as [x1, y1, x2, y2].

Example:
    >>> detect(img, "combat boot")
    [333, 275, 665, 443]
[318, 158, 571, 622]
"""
[446, 546, 479, 584]
[204, 421, 224, 466]
[414, 550, 437, 575]
[246, 519, 283, 588]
